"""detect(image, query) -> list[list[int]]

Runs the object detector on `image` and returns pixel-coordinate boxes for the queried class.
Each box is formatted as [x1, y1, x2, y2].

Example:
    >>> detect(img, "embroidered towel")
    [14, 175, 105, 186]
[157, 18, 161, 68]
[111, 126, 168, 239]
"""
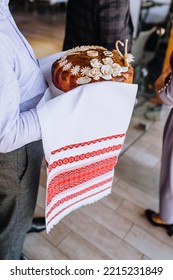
[38, 54, 138, 233]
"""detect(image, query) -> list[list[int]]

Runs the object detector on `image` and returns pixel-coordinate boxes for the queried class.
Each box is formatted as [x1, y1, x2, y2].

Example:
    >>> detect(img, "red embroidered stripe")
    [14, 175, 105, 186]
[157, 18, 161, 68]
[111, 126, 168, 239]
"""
[51, 134, 125, 155]
[47, 156, 117, 205]
[46, 177, 113, 218]
[47, 186, 111, 226]
[48, 144, 122, 173]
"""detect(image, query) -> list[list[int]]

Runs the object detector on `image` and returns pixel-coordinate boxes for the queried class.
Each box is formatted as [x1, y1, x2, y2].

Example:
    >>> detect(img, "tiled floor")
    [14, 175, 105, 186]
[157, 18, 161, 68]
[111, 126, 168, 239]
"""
[12, 6, 173, 260]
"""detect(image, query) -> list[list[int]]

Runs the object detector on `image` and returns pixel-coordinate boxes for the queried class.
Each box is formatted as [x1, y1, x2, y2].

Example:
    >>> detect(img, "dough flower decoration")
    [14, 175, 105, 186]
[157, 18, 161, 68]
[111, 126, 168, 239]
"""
[102, 57, 114, 65]
[88, 67, 101, 81]
[112, 63, 125, 77]
[59, 59, 68, 67]
[90, 58, 103, 68]
[63, 62, 72, 71]
[70, 65, 80, 75]
[125, 53, 134, 64]
[81, 66, 91, 76]
[100, 65, 113, 80]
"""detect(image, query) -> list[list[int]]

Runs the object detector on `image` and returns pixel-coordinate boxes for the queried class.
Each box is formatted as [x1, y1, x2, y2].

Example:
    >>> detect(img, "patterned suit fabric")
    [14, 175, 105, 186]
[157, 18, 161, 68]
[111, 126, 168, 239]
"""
[63, 0, 133, 52]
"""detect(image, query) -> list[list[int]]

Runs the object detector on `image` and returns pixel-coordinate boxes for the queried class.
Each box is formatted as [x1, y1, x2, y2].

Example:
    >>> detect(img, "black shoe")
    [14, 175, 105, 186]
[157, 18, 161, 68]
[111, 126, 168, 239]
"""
[145, 209, 173, 236]
[27, 217, 46, 233]
[20, 253, 29, 260]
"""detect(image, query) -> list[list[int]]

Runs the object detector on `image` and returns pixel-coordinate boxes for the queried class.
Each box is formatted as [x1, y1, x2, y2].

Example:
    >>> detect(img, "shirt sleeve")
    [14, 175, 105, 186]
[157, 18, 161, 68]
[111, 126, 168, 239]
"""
[0, 48, 42, 153]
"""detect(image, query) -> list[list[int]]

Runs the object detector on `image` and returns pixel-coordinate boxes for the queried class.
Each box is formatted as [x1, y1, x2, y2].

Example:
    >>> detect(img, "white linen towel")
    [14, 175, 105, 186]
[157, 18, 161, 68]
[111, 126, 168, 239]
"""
[38, 54, 138, 233]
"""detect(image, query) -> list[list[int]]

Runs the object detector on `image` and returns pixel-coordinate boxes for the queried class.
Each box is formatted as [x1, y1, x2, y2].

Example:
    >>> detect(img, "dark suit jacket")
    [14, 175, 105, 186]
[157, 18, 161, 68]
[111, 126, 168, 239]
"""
[63, 0, 133, 52]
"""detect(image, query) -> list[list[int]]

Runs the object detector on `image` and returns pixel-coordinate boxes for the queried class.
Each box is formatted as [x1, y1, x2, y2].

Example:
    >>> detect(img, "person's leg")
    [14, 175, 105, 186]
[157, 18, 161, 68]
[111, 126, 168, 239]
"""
[159, 109, 173, 223]
[145, 109, 173, 236]
[0, 141, 43, 260]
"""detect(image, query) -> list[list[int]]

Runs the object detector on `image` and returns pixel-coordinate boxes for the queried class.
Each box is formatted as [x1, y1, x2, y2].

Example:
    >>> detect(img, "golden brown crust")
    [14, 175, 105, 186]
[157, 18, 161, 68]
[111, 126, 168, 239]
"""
[52, 45, 134, 92]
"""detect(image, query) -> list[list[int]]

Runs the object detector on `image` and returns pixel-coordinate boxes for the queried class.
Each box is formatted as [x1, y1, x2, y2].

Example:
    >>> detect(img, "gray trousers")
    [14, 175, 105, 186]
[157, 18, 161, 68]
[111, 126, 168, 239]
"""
[159, 109, 173, 223]
[0, 140, 43, 260]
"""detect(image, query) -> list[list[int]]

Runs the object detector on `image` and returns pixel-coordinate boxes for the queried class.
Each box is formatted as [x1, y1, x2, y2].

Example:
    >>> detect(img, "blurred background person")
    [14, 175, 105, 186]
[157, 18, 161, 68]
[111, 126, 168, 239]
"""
[145, 52, 173, 237]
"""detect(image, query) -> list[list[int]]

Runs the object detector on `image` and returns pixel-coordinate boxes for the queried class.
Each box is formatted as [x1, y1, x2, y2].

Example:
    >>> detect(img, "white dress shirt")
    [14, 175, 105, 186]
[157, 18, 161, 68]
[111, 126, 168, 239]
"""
[0, 0, 48, 152]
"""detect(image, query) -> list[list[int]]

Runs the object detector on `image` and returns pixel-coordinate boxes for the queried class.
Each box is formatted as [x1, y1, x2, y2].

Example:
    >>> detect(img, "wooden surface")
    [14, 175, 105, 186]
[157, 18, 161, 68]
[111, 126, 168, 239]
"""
[13, 8, 173, 260]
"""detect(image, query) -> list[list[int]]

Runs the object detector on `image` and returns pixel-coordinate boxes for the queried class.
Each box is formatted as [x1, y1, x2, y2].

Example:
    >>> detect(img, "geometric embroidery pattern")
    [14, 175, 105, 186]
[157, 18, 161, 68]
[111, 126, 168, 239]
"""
[47, 156, 117, 205]
[46, 176, 113, 223]
[51, 134, 125, 154]
[46, 133, 125, 232]
[48, 144, 122, 172]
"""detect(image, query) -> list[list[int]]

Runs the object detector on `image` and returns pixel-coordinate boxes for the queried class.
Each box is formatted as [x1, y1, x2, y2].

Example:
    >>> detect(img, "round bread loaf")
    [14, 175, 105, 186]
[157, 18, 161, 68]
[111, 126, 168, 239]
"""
[52, 43, 134, 92]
